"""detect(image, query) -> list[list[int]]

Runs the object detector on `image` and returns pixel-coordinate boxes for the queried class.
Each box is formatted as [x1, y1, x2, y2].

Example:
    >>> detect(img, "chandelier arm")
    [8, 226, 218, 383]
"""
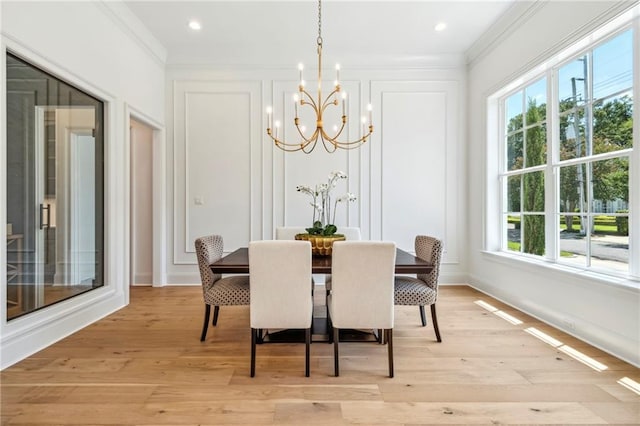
[295, 122, 319, 145]
[319, 87, 340, 112]
[301, 129, 321, 154]
[327, 120, 347, 141]
[299, 87, 320, 112]
[331, 127, 373, 149]
[319, 128, 339, 154]
[267, 130, 309, 152]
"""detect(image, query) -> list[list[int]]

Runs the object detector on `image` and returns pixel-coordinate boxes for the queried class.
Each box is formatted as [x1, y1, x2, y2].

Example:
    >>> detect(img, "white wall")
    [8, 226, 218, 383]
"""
[165, 66, 467, 285]
[0, 1, 165, 368]
[130, 119, 153, 285]
[467, 1, 640, 366]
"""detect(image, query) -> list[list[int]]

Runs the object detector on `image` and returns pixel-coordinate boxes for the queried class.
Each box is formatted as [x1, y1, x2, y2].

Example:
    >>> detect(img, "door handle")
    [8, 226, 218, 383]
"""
[39, 203, 50, 230]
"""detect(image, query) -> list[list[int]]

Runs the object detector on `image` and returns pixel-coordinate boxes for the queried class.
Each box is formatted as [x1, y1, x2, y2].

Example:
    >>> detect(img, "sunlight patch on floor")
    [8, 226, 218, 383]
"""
[474, 300, 523, 325]
[524, 327, 608, 372]
[617, 377, 640, 395]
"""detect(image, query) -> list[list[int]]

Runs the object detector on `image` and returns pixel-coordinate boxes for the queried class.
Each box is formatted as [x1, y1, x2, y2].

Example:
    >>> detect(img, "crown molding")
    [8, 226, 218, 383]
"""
[465, 0, 546, 69]
[466, 0, 639, 69]
[97, 0, 167, 67]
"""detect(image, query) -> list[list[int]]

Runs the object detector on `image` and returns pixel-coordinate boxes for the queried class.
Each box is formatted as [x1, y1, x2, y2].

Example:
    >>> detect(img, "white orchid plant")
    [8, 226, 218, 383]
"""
[296, 171, 357, 236]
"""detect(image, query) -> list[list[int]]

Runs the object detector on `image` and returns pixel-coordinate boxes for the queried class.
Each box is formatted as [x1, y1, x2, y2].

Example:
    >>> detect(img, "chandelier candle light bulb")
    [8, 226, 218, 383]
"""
[265, 0, 373, 153]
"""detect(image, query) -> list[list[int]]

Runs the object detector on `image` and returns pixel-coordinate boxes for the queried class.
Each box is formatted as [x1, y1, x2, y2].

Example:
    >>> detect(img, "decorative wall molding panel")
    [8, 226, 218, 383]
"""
[169, 72, 464, 279]
[172, 80, 262, 264]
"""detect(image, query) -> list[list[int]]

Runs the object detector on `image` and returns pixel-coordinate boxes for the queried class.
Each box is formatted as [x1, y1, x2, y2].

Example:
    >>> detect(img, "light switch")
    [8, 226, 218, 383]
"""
[194, 197, 204, 205]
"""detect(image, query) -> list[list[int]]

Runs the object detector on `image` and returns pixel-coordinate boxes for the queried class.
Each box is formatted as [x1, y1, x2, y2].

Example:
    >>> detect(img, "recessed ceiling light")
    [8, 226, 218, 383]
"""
[435, 22, 447, 32]
[188, 20, 202, 31]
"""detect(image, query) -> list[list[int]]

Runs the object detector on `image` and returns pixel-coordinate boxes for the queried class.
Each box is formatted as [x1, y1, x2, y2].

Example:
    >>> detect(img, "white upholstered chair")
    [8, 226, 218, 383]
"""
[327, 241, 396, 377]
[324, 226, 361, 291]
[275, 226, 307, 240]
[194, 235, 250, 342]
[249, 240, 313, 377]
[339, 227, 362, 240]
[394, 235, 443, 342]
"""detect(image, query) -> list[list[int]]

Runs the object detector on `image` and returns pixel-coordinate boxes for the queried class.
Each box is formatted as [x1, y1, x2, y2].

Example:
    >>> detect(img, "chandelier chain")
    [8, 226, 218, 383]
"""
[317, 0, 323, 46]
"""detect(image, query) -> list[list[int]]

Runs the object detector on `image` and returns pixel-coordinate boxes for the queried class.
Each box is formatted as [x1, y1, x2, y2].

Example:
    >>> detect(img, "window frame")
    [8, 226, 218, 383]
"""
[492, 17, 638, 282]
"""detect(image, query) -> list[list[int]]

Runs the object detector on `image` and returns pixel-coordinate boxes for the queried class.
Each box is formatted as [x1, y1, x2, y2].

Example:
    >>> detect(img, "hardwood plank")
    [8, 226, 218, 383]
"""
[340, 401, 608, 424]
[2, 285, 638, 425]
[379, 383, 619, 403]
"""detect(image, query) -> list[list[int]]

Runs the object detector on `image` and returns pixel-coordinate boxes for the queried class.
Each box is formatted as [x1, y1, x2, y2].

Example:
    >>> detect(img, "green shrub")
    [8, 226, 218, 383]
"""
[615, 210, 629, 236]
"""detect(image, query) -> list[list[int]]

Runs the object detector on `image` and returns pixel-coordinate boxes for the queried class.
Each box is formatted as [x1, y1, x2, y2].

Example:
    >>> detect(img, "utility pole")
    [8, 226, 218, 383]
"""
[571, 76, 586, 235]
[571, 55, 591, 236]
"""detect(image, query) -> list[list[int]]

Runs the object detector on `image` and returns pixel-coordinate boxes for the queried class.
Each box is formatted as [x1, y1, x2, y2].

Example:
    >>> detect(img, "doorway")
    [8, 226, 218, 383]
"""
[130, 119, 154, 286]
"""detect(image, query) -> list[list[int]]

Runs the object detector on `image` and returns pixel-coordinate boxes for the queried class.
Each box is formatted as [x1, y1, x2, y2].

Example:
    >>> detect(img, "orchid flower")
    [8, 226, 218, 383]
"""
[297, 171, 357, 235]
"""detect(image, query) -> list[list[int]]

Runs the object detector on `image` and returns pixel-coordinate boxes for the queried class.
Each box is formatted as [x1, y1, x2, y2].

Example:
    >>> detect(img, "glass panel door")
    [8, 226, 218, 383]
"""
[6, 53, 104, 320]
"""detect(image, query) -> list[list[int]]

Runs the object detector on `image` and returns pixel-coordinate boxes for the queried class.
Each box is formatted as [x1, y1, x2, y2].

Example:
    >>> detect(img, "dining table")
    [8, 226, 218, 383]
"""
[211, 247, 433, 275]
[210, 247, 433, 343]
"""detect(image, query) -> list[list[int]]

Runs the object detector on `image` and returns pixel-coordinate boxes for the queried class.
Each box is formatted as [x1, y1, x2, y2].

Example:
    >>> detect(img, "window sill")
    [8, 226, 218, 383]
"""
[480, 250, 640, 293]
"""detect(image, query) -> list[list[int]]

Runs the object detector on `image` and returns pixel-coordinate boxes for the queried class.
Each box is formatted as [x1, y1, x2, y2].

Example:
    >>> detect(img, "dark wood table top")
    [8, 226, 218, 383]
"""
[211, 247, 433, 275]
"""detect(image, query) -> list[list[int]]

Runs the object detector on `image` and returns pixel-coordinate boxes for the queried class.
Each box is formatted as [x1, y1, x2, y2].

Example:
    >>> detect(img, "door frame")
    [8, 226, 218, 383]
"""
[125, 105, 166, 287]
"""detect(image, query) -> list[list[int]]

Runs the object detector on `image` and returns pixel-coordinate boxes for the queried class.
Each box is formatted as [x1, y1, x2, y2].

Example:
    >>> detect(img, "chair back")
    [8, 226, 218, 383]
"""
[249, 240, 313, 329]
[194, 235, 223, 293]
[275, 226, 307, 240]
[415, 236, 443, 291]
[330, 241, 396, 329]
[339, 227, 362, 240]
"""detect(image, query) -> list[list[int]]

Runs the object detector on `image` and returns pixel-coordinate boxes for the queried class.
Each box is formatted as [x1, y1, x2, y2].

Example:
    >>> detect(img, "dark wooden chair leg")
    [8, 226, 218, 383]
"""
[212, 305, 220, 326]
[419, 305, 427, 327]
[333, 328, 340, 377]
[305, 328, 311, 377]
[327, 312, 334, 343]
[431, 304, 442, 342]
[200, 305, 211, 341]
[250, 328, 257, 377]
[387, 329, 394, 378]
[378, 328, 383, 344]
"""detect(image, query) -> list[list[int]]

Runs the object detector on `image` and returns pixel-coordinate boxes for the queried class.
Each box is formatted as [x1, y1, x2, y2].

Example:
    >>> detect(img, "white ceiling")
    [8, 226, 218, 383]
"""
[123, 0, 518, 67]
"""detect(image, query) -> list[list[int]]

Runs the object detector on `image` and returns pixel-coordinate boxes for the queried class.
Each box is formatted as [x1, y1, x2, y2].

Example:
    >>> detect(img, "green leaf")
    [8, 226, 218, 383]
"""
[323, 224, 337, 236]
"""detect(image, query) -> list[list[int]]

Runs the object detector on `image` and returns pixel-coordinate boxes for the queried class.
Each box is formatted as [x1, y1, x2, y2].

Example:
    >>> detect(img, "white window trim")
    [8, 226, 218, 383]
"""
[486, 6, 640, 284]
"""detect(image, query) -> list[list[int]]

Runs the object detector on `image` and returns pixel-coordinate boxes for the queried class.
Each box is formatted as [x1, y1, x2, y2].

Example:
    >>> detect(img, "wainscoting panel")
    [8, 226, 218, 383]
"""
[173, 80, 261, 264]
[371, 81, 460, 262]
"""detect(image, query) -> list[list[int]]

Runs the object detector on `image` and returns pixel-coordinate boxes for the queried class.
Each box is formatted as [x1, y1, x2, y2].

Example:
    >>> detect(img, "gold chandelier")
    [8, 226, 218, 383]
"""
[266, 0, 373, 153]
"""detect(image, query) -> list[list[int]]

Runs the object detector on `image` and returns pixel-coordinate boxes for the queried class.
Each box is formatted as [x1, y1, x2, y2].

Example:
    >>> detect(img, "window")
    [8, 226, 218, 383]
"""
[496, 25, 636, 279]
[5, 53, 105, 320]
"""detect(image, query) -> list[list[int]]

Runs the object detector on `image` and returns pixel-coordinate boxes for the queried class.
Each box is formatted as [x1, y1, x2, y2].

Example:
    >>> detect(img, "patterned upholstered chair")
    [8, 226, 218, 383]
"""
[194, 235, 250, 342]
[328, 241, 396, 377]
[394, 235, 443, 342]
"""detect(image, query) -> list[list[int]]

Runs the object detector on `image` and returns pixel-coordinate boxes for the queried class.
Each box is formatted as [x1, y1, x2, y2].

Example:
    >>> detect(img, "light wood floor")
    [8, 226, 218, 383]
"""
[1, 285, 638, 425]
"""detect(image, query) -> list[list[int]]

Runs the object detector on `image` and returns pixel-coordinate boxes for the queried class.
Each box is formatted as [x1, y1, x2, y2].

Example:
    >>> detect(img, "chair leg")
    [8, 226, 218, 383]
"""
[305, 328, 311, 377]
[327, 312, 333, 343]
[212, 305, 220, 326]
[333, 328, 340, 377]
[250, 328, 257, 377]
[431, 304, 442, 342]
[419, 305, 427, 327]
[378, 328, 384, 344]
[387, 329, 394, 378]
[200, 305, 211, 341]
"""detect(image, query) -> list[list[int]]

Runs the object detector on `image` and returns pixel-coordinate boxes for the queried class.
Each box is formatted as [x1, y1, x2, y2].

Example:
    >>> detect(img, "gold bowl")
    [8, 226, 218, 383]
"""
[294, 233, 345, 256]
